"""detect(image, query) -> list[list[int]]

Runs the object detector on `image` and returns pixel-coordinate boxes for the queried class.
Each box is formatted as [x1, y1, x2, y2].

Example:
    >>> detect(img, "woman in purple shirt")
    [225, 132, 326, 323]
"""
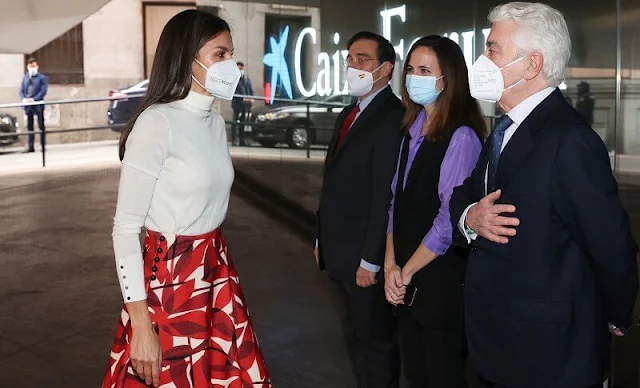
[383, 35, 487, 387]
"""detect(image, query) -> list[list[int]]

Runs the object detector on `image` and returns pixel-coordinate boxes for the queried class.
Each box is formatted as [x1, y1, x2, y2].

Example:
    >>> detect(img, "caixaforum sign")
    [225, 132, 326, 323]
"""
[263, 4, 491, 103]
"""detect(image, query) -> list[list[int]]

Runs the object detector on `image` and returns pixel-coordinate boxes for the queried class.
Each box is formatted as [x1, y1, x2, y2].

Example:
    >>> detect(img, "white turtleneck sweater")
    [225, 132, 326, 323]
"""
[112, 90, 235, 302]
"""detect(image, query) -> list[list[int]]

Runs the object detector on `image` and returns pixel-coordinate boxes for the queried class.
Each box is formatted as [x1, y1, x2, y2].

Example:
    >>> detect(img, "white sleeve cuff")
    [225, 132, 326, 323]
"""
[116, 254, 147, 303]
[315, 239, 318, 248]
[360, 259, 381, 273]
[459, 203, 479, 243]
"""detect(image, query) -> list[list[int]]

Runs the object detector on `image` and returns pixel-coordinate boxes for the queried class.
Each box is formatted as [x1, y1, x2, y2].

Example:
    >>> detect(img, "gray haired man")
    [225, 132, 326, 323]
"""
[451, 2, 638, 387]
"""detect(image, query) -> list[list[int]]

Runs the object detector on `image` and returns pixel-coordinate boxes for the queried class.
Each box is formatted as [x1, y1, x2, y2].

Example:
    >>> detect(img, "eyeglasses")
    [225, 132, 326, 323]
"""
[343, 57, 379, 68]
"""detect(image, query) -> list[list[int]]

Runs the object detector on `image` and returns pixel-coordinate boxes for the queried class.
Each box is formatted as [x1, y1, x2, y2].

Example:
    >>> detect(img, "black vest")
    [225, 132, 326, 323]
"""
[393, 128, 470, 329]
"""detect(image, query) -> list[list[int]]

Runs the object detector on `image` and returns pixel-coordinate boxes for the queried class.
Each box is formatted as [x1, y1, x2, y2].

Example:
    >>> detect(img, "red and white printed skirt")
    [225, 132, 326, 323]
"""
[103, 228, 272, 388]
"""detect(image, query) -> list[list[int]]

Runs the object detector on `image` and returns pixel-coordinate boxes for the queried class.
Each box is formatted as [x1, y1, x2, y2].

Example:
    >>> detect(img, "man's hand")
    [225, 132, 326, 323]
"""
[314, 246, 319, 267]
[356, 266, 377, 288]
[466, 190, 520, 244]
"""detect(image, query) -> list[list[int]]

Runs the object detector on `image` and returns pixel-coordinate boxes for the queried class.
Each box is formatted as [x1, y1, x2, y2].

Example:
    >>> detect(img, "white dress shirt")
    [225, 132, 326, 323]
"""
[112, 90, 234, 302]
[459, 87, 555, 242]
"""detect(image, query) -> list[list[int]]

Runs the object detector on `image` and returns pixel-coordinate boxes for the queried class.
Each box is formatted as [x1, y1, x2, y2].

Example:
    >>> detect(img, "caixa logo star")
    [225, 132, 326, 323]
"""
[262, 26, 293, 104]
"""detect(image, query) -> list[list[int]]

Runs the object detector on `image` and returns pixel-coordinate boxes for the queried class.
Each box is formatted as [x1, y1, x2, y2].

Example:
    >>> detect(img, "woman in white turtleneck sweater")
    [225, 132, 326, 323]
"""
[102, 10, 271, 388]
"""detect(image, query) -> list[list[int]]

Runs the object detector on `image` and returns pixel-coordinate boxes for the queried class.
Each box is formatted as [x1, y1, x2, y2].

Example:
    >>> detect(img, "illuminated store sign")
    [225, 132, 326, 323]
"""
[293, 28, 349, 98]
[263, 25, 294, 103]
[263, 4, 491, 102]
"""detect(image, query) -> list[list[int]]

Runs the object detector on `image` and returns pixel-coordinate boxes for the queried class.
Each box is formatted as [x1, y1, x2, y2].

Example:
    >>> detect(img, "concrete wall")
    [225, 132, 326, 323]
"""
[0, 0, 144, 148]
[0, 54, 27, 132]
[54, 0, 144, 145]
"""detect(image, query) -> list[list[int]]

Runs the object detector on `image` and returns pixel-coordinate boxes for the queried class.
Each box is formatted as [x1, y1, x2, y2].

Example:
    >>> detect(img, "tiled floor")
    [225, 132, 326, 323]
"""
[2, 154, 640, 387]
[0, 166, 354, 388]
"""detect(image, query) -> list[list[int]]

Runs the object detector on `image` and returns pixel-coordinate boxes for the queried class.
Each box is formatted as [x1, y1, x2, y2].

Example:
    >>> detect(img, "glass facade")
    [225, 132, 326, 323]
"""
[210, 1, 640, 384]
[212, 0, 640, 219]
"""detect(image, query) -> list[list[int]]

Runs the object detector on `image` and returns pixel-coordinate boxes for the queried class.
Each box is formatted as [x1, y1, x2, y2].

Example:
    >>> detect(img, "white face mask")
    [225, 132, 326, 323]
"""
[27, 67, 38, 77]
[346, 63, 385, 97]
[192, 58, 241, 100]
[469, 55, 525, 103]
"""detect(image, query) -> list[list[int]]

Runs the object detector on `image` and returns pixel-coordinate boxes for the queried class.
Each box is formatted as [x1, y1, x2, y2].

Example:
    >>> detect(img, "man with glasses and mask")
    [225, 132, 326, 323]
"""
[315, 31, 404, 388]
[450, 3, 638, 387]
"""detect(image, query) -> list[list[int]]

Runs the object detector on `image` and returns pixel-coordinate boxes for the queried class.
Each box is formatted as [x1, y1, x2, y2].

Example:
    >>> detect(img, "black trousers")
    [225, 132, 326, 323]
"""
[329, 278, 400, 388]
[231, 108, 248, 146]
[397, 307, 466, 388]
[476, 375, 604, 388]
[26, 106, 45, 151]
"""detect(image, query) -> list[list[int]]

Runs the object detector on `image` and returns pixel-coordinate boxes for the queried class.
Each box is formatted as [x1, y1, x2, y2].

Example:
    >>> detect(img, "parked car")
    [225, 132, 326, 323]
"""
[251, 94, 356, 149]
[107, 80, 148, 132]
[106, 81, 357, 150]
[0, 112, 19, 147]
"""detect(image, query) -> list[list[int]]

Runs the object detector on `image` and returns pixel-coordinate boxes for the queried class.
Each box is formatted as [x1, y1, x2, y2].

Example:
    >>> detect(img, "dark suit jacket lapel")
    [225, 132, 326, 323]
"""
[495, 121, 534, 191]
[496, 88, 561, 190]
[325, 106, 352, 170]
[330, 87, 392, 164]
[475, 135, 492, 196]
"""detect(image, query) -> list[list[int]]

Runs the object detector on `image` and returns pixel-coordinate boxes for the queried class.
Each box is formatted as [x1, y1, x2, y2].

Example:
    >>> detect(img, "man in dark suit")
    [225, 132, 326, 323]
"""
[450, 3, 638, 388]
[315, 31, 404, 388]
[231, 61, 254, 146]
[19, 57, 49, 153]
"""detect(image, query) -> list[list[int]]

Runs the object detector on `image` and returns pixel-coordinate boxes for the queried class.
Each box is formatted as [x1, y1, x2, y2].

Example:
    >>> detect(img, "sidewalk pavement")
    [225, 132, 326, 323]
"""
[0, 141, 328, 175]
[2, 141, 640, 386]
[0, 165, 354, 388]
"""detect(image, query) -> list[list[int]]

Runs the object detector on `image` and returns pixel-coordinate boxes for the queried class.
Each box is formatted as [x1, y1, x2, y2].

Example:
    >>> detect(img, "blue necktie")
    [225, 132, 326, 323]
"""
[487, 115, 513, 194]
